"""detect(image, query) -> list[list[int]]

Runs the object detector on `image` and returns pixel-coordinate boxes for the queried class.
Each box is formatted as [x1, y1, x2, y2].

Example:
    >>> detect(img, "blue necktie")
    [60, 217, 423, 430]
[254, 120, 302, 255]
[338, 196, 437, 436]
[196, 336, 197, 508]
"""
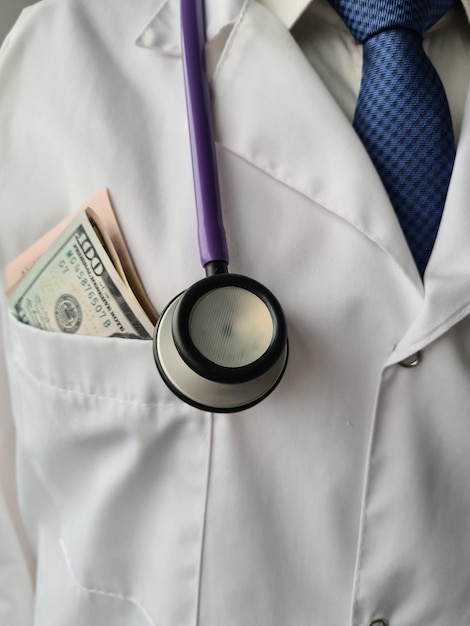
[327, 0, 456, 276]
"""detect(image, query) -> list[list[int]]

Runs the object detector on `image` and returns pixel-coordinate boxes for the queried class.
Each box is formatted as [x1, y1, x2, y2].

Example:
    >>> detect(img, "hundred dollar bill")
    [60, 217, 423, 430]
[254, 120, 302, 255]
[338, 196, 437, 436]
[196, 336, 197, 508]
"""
[8, 210, 154, 339]
[4, 189, 158, 325]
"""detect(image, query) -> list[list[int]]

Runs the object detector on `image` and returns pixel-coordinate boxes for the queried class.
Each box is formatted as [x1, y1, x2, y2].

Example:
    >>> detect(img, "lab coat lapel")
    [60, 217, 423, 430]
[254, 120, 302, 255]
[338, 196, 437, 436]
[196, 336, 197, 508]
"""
[387, 88, 470, 364]
[209, 0, 423, 292]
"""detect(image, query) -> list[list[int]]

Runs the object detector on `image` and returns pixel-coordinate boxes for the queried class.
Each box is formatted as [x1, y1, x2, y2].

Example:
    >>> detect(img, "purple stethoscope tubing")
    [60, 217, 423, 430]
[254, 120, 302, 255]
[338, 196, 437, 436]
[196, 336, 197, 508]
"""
[181, 0, 229, 269]
[152, 0, 288, 412]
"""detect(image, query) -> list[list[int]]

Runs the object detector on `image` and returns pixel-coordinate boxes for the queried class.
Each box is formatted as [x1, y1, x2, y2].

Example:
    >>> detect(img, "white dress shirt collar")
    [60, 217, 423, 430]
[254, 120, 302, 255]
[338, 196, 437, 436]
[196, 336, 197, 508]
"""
[136, 0, 470, 54]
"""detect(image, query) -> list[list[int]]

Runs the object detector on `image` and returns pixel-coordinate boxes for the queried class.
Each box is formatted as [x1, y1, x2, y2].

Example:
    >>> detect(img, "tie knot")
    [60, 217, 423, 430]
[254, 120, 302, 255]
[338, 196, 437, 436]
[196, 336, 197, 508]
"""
[328, 0, 456, 43]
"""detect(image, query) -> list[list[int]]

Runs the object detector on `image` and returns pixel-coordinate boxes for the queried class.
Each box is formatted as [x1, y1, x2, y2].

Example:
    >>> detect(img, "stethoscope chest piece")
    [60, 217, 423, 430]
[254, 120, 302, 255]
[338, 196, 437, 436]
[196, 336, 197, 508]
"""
[154, 273, 288, 412]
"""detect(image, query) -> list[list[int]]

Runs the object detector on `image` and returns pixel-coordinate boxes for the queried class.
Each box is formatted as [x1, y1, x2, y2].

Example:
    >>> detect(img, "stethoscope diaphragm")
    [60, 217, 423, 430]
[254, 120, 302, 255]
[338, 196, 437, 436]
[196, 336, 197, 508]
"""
[154, 273, 288, 412]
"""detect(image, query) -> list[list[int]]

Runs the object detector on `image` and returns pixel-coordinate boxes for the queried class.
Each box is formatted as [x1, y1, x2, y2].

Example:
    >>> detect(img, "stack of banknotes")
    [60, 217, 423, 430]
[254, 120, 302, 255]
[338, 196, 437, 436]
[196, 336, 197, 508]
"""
[5, 190, 157, 339]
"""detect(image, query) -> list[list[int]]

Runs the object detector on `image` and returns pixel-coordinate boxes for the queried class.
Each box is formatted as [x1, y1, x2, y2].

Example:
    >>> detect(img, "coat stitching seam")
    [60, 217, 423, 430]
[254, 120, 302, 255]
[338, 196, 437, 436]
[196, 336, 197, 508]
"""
[12, 354, 181, 408]
[20, 446, 155, 626]
[60, 539, 157, 626]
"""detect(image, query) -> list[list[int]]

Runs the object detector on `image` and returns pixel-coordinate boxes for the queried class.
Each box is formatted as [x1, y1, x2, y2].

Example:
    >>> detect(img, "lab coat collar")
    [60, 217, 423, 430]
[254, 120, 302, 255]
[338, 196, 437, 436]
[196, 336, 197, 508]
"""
[136, 0, 470, 53]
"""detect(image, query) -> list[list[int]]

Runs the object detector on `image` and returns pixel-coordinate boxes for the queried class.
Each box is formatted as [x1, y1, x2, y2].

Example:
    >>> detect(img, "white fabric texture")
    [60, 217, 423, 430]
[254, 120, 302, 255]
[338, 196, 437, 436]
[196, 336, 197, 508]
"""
[1, 1, 470, 625]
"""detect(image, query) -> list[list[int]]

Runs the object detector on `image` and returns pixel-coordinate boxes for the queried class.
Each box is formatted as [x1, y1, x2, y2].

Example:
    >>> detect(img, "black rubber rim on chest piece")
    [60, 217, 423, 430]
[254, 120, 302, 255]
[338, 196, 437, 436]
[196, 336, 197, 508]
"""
[171, 273, 287, 384]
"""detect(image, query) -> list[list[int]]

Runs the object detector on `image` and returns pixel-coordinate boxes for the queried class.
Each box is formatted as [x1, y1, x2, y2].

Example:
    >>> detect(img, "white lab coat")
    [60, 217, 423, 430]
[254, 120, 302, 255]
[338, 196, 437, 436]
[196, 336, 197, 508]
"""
[1, 1, 470, 625]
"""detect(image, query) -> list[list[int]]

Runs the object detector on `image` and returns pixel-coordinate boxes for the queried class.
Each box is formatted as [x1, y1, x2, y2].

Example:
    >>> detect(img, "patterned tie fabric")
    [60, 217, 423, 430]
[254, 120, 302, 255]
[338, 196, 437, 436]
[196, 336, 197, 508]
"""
[328, 0, 456, 276]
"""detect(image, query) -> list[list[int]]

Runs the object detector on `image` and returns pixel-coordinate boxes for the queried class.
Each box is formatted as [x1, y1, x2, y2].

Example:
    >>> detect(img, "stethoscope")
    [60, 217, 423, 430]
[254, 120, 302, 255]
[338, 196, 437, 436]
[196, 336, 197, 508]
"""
[153, 0, 288, 412]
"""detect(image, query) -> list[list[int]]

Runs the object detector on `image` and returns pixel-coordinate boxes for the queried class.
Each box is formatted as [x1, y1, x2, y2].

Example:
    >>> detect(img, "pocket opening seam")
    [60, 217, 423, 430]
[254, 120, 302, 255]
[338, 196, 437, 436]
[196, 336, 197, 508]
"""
[13, 354, 183, 409]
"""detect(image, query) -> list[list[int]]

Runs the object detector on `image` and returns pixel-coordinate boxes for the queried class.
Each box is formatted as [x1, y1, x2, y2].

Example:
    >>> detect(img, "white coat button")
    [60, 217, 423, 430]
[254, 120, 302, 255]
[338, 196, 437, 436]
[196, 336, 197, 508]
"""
[399, 351, 421, 368]
[368, 620, 389, 626]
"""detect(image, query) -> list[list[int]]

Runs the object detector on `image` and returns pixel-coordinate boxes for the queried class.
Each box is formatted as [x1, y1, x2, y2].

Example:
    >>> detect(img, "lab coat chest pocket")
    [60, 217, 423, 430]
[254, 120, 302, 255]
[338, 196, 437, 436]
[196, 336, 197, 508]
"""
[6, 311, 211, 623]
